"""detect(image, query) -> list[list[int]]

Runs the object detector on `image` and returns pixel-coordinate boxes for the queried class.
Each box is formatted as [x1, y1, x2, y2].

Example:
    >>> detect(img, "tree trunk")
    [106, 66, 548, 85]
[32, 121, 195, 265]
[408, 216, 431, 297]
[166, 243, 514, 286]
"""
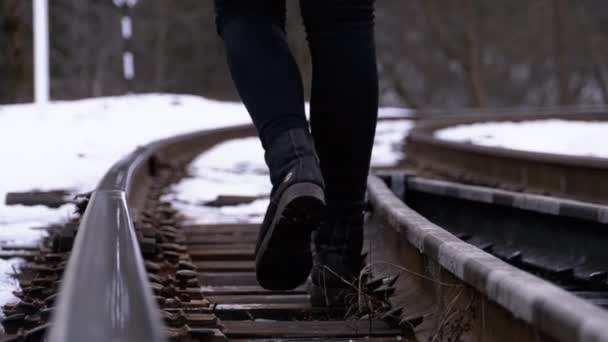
[553, 0, 572, 105]
[154, 0, 168, 92]
[379, 59, 420, 108]
[3, 0, 31, 102]
[463, 0, 486, 107]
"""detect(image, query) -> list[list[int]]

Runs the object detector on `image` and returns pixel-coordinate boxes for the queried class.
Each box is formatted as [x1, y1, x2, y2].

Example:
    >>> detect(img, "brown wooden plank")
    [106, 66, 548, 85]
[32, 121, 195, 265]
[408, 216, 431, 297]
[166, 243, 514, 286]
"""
[164, 304, 341, 322]
[183, 313, 219, 327]
[204, 195, 265, 207]
[0, 250, 38, 259]
[221, 320, 404, 339]
[214, 303, 337, 321]
[198, 272, 258, 286]
[231, 338, 406, 342]
[0, 244, 40, 251]
[185, 235, 257, 245]
[201, 285, 307, 296]
[195, 261, 255, 272]
[163, 300, 210, 309]
[188, 244, 254, 251]
[188, 248, 254, 261]
[207, 294, 310, 305]
[184, 224, 260, 234]
[186, 229, 258, 237]
[5, 190, 70, 207]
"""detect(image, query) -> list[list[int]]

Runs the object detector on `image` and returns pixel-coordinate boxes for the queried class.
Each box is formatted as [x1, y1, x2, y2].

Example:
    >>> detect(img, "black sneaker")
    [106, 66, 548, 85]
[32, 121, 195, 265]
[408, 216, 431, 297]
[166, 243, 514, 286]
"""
[255, 129, 326, 291]
[310, 209, 365, 307]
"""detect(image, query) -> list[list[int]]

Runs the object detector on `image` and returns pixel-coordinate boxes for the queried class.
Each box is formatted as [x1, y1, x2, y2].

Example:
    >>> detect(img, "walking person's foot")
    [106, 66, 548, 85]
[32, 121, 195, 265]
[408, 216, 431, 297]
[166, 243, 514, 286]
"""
[255, 129, 326, 291]
[310, 206, 365, 307]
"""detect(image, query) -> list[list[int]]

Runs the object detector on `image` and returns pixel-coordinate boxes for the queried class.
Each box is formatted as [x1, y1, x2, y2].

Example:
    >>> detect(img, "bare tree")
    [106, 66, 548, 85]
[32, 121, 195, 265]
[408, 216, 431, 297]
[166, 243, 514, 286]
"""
[552, 0, 572, 105]
[2, 0, 32, 103]
[2, 0, 608, 107]
[463, 0, 486, 107]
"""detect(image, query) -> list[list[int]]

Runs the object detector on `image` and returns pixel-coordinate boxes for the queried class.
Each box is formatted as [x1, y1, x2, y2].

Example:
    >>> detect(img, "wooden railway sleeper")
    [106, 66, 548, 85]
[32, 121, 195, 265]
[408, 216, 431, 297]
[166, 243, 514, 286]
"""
[138, 177, 228, 342]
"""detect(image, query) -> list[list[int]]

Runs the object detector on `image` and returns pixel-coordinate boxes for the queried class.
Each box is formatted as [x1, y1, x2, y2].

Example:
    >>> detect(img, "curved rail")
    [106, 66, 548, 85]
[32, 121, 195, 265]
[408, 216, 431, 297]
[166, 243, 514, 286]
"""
[405, 112, 608, 204]
[46, 124, 255, 342]
[46, 189, 162, 342]
[367, 174, 608, 342]
[41, 118, 608, 341]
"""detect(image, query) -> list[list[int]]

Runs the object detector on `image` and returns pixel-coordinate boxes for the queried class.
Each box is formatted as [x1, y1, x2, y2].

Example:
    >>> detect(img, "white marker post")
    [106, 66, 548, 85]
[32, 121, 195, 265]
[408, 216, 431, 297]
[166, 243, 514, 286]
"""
[114, 0, 138, 93]
[33, 0, 50, 105]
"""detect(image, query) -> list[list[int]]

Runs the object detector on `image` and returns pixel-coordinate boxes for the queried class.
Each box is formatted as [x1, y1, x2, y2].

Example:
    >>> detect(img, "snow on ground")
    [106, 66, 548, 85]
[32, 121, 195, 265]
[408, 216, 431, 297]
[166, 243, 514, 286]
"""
[0, 94, 251, 240]
[378, 107, 413, 119]
[0, 94, 413, 309]
[435, 119, 608, 159]
[0, 94, 252, 308]
[372, 120, 413, 167]
[0, 259, 21, 309]
[166, 119, 413, 224]
[163, 137, 271, 224]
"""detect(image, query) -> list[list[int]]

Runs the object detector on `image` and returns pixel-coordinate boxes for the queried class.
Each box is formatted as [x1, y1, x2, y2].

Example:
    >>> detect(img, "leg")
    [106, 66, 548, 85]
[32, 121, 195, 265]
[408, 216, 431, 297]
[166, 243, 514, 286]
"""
[215, 0, 326, 291]
[301, 0, 379, 214]
[214, 0, 308, 149]
[301, 0, 379, 306]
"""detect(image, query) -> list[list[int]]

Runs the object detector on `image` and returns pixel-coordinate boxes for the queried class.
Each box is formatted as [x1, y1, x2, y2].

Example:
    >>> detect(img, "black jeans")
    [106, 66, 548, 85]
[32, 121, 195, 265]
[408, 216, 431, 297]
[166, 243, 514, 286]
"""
[215, 0, 378, 214]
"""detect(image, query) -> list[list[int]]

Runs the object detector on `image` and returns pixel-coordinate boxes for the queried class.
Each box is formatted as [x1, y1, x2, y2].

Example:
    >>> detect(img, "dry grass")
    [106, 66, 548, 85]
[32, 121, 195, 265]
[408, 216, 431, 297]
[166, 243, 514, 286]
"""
[317, 260, 478, 341]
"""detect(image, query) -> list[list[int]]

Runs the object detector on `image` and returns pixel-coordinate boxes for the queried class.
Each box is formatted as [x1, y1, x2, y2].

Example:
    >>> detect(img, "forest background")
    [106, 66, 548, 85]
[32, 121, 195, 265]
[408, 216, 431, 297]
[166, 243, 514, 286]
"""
[2, 0, 608, 109]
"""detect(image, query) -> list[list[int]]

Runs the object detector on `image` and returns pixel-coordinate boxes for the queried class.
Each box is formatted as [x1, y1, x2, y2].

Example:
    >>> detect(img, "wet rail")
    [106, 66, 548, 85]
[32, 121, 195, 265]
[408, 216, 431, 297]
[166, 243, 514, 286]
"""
[405, 111, 608, 204]
[2, 121, 608, 341]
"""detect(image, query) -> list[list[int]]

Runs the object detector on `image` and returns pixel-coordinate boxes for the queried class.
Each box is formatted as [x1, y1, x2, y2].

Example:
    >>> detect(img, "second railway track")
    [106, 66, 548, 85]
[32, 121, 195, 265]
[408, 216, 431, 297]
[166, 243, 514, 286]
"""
[2, 120, 608, 341]
[405, 111, 608, 205]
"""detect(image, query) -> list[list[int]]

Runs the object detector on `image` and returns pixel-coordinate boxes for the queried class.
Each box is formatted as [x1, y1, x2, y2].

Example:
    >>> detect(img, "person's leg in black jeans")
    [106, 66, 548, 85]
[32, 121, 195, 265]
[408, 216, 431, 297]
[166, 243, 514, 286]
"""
[214, 0, 307, 148]
[301, 0, 379, 306]
[214, 0, 378, 296]
[215, 0, 326, 291]
[302, 0, 378, 214]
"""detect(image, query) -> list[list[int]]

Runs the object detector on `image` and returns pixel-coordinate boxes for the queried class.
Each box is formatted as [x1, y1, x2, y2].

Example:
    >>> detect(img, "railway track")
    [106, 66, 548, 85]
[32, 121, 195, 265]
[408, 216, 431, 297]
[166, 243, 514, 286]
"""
[405, 111, 608, 205]
[2, 121, 608, 341]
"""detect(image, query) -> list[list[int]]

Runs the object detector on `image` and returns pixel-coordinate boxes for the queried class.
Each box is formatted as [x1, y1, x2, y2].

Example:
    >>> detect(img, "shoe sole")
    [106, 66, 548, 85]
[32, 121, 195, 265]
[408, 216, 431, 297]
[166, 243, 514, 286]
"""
[255, 182, 325, 291]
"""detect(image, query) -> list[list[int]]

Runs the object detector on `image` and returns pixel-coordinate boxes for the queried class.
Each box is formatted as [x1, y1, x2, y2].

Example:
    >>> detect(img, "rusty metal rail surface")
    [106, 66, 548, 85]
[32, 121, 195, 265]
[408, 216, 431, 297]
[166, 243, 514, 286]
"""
[367, 173, 608, 342]
[385, 173, 608, 298]
[46, 125, 255, 342]
[46, 189, 164, 342]
[405, 111, 608, 204]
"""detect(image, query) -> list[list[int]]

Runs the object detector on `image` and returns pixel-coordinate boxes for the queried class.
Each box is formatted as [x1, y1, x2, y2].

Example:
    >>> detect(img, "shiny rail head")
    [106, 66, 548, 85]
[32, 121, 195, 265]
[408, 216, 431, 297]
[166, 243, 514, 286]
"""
[367, 175, 608, 342]
[46, 190, 165, 342]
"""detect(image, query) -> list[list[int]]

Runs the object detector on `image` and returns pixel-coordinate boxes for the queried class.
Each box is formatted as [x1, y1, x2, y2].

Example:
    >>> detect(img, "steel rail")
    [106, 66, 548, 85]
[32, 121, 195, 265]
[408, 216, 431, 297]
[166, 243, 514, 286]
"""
[42, 116, 608, 341]
[412, 105, 608, 118]
[405, 111, 608, 204]
[385, 173, 608, 291]
[46, 124, 255, 342]
[381, 105, 608, 121]
[367, 174, 608, 342]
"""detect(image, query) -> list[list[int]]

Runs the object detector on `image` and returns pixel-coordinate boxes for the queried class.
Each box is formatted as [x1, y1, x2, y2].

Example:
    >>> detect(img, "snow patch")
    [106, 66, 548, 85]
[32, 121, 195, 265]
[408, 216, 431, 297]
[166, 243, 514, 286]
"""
[162, 137, 271, 224]
[372, 120, 413, 166]
[378, 107, 413, 118]
[0, 94, 251, 308]
[0, 258, 24, 318]
[435, 120, 608, 159]
[0, 94, 412, 309]
[167, 119, 413, 224]
[0, 94, 251, 238]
